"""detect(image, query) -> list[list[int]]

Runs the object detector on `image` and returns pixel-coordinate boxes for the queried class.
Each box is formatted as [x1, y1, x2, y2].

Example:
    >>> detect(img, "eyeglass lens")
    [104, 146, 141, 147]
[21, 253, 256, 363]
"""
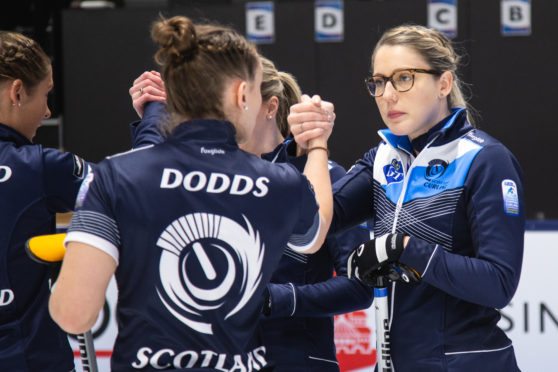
[367, 70, 415, 97]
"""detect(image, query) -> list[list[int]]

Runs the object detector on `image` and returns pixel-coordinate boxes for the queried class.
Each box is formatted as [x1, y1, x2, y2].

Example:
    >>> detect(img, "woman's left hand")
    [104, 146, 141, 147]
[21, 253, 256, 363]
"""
[288, 94, 335, 149]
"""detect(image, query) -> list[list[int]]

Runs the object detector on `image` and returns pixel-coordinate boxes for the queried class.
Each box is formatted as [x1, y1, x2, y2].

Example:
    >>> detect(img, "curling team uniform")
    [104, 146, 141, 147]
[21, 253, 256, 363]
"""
[330, 108, 525, 371]
[65, 119, 323, 371]
[0, 122, 87, 371]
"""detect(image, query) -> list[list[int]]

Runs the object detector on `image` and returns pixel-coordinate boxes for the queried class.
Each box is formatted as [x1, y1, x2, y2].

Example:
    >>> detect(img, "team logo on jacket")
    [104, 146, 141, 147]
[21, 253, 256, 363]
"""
[156, 213, 264, 335]
[383, 159, 404, 184]
[0, 166, 12, 183]
[502, 179, 519, 216]
[425, 159, 449, 180]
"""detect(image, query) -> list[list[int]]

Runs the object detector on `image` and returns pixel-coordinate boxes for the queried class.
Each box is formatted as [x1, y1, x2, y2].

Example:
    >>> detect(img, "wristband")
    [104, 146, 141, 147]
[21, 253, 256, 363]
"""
[307, 146, 330, 157]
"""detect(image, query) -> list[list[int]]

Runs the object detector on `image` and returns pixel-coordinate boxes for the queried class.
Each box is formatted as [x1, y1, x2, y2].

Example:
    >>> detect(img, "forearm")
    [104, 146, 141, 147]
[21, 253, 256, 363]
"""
[303, 140, 332, 253]
[49, 241, 116, 334]
[266, 277, 373, 318]
[400, 236, 522, 308]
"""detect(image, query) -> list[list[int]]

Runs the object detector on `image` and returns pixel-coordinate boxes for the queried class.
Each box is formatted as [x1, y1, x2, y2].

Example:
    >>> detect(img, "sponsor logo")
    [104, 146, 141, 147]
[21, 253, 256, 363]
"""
[72, 155, 85, 179]
[160, 169, 269, 197]
[131, 345, 267, 370]
[201, 147, 225, 155]
[156, 213, 264, 335]
[75, 166, 94, 209]
[0, 165, 12, 183]
[0, 289, 14, 306]
[334, 311, 375, 370]
[466, 131, 485, 143]
[502, 179, 519, 216]
[383, 159, 404, 184]
[379, 318, 392, 371]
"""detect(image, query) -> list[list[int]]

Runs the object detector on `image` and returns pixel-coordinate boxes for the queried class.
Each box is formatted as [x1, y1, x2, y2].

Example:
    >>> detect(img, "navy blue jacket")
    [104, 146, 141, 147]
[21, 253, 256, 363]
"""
[0, 123, 87, 371]
[331, 109, 525, 371]
[66, 119, 323, 371]
[260, 140, 373, 372]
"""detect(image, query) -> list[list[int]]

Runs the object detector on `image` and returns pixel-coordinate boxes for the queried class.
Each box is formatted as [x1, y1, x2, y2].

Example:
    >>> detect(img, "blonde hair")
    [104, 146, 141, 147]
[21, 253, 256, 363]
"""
[371, 25, 477, 126]
[151, 15, 260, 132]
[0, 31, 51, 92]
[260, 57, 301, 138]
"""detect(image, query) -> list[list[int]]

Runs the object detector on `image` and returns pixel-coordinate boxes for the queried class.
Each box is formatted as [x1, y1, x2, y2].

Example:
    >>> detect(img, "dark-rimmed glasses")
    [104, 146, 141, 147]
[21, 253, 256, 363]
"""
[365, 68, 441, 97]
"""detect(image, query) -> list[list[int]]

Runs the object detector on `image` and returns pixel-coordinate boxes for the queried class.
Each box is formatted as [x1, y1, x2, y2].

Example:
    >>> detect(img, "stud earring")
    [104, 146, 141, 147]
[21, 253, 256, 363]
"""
[439, 93, 445, 99]
[267, 115, 273, 120]
[244, 106, 248, 111]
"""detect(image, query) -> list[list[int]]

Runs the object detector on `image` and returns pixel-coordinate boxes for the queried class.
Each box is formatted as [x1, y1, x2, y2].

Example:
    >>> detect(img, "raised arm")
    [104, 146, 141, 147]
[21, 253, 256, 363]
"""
[288, 95, 334, 253]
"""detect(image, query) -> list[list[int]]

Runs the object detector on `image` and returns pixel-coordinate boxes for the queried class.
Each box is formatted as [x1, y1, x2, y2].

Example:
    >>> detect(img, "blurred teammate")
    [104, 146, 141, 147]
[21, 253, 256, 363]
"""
[0, 30, 85, 371]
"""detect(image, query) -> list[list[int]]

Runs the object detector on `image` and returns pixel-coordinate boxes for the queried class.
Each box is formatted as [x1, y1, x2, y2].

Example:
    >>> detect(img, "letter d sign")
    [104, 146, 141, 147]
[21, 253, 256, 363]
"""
[315, 1, 344, 42]
[501, 0, 531, 36]
[0, 289, 14, 306]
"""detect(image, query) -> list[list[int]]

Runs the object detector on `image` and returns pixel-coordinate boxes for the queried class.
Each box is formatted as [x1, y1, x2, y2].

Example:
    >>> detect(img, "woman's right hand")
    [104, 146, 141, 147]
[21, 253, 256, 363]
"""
[288, 94, 335, 150]
[129, 71, 166, 118]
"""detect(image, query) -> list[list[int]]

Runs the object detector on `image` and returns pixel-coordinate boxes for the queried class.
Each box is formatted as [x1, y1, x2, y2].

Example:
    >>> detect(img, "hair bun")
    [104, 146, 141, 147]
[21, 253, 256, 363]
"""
[152, 16, 198, 65]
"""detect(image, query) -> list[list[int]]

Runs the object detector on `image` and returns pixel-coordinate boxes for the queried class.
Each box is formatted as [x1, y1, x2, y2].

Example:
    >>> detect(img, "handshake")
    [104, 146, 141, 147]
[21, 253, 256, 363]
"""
[347, 233, 421, 287]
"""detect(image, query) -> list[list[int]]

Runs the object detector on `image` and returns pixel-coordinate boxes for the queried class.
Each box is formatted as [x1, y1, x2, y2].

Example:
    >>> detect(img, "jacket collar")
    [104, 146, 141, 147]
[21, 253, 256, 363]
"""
[0, 122, 32, 146]
[171, 119, 239, 148]
[378, 108, 468, 154]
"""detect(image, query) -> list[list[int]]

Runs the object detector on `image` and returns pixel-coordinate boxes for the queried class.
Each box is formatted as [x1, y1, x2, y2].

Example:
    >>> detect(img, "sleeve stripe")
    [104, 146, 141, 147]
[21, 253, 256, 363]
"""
[421, 244, 439, 278]
[64, 231, 119, 265]
[287, 212, 321, 253]
[68, 210, 120, 247]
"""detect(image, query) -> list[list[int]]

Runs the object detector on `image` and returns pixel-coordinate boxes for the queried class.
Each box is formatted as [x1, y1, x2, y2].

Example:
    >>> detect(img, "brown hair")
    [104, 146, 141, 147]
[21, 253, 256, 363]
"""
[0, 31, 51, 93]
[151, 15, 260, 132]
[260, 57, 302, 138]
[371, 25, 477, 126]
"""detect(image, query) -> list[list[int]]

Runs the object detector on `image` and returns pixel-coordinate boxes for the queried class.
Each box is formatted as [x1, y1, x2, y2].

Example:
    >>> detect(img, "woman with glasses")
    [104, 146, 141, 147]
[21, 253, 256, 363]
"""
[289, 24, 524, 371]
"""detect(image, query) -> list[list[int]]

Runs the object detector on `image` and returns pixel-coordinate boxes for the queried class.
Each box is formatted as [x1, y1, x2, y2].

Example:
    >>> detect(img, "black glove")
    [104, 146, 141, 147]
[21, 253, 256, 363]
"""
[389, 262, 421, 285]
[347, 233, 407, 286]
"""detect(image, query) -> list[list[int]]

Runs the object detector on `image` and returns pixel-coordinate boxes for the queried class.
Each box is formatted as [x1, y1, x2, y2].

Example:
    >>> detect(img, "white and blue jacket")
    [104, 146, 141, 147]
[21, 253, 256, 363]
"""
[331, 109, 525, 371]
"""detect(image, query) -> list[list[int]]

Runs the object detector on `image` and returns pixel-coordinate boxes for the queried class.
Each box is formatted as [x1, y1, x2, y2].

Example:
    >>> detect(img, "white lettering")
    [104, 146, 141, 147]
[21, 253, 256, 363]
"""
[0, 289, 14, 306]
[183, 171, 207, 192]
[131, 347, 152, 368]
[253, 177, 269, 197]
[0, 166, 12, 183]
[229, 354, 247, 372]
[174, 350, 198, 368]
[252, 346, 267, 366]
[160, 168, 183, 188]
[150, 348, 174, 369]
[245, 350, 261, 372]
[160, 169, 270, 197]
[207, 173, 231, 193]
[131, 346, 266, 370]
[230, 175, 253, 196]
[214, 353, 228, 371]
[200, 350, 218, 367]
[201, 147, 225, 155]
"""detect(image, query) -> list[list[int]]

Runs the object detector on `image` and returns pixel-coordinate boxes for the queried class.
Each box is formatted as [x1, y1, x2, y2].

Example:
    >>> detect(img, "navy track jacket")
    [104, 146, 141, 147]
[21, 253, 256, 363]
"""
[0, 123, 88, 371]
[67, 119, 323, 371]
[331, 109, 525, 371]
[260, 140, 373, 372]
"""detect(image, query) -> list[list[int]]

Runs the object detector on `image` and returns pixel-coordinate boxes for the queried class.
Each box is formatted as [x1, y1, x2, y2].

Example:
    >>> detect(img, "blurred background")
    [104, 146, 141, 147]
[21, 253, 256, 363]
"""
[2, 0, 556, 220]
